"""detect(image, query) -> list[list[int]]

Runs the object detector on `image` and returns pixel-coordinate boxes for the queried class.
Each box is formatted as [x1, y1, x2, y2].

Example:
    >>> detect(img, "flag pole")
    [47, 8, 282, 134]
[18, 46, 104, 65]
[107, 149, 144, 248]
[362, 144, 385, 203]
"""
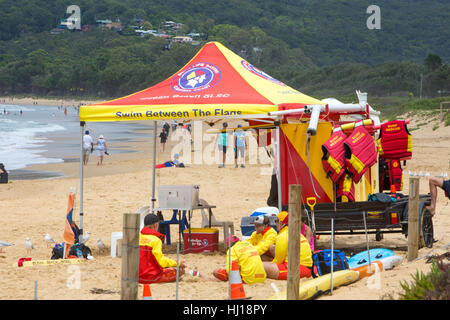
[151, 121, 157, 211]
[79, 121, 85, 235]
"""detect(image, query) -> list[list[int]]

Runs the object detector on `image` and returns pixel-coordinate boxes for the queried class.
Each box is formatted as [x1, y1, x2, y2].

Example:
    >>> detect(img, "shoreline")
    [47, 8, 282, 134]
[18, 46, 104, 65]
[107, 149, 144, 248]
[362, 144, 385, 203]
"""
[0, 96, 103, 107]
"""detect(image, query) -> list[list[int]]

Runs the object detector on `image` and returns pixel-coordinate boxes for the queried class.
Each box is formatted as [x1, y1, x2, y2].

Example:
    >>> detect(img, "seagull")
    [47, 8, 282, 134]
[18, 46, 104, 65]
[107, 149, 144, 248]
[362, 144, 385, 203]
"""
[25, 238, 34, 255]
[97, 239, 106, 253]
[80, 231, 90, 244]
[44, 234, 55, 247]
[0, 241, 14, 253]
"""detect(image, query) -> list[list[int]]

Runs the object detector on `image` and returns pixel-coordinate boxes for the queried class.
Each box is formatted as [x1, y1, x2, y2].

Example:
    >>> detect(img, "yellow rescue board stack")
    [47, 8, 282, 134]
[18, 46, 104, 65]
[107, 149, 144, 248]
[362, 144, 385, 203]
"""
[270, 270, 359, 300]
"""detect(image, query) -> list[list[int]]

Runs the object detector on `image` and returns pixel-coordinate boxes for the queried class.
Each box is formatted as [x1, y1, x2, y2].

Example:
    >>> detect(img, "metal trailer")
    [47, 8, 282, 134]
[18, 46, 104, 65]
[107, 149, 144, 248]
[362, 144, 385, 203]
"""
[304, 194, 434, 249]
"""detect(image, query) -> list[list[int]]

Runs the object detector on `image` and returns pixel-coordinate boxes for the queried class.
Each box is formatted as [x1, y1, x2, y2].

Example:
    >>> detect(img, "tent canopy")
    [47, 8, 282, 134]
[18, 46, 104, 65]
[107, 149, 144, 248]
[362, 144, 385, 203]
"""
[80, 41, 324, 122]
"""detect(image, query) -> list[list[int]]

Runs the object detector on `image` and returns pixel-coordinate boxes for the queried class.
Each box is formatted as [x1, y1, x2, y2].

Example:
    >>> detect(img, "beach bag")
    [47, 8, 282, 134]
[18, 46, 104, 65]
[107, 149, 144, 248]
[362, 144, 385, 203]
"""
[51, 243, 65, 260]
[69, 243, 92, 258]
[0, 163, 8, 184]
[368, 193, 395, 203]
[312, 249, 349, 277]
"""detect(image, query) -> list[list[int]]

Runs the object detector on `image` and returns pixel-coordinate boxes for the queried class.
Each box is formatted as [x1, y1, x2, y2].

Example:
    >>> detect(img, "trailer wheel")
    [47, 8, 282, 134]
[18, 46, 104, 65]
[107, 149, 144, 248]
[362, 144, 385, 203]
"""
[419, 207, 434, 249]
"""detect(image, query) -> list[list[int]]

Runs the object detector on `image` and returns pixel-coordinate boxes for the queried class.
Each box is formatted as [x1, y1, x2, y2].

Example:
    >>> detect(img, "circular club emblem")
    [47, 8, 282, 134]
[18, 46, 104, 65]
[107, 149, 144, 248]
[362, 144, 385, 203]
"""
[241, 60, 286, 86]
[171, 62, 221, 92]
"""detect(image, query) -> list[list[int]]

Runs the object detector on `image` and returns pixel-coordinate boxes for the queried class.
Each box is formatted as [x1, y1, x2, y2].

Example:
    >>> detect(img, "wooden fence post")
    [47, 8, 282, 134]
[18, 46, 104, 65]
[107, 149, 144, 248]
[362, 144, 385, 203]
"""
[287, 184, 302, 300]
[121, 213, 140, 300]
[407, 177, 420, 261]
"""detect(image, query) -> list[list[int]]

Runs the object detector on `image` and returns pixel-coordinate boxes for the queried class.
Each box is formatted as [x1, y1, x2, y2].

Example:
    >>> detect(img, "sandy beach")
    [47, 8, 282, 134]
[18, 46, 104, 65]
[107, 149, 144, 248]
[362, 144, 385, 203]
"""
[0, 101, 449, 300]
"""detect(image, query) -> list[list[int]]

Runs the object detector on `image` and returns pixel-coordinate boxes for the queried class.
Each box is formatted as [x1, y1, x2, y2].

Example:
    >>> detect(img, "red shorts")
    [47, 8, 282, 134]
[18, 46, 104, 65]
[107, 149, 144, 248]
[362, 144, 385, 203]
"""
[277, 262, 312, 280]
[216, 268, 245, 283]
[146, 268, 178, 283]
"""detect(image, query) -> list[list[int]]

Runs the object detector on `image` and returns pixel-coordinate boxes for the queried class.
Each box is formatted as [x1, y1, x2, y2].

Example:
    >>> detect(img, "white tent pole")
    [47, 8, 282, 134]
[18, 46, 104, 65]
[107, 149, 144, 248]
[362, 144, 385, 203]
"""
[151, 121, 157, 211]
[79, 121, 85, 235]
[276, 122, 282, 212]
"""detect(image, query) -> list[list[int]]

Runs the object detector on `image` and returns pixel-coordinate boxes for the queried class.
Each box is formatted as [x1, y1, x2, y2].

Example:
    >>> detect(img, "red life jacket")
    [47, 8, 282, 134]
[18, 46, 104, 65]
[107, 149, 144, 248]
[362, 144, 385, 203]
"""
[321, 129, 347, 182]
[336, 173, 355, 202]
[377, 120, 412, 160]
[388, 159, 403, 191]
[344, 124, 378, 183]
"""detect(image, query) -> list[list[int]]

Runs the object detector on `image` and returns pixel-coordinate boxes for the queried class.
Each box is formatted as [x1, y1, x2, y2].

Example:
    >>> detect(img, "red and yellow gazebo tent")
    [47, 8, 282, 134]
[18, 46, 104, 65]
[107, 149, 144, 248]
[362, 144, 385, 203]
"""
[80, 41, 324, 122]
[78, 41, 379, 234]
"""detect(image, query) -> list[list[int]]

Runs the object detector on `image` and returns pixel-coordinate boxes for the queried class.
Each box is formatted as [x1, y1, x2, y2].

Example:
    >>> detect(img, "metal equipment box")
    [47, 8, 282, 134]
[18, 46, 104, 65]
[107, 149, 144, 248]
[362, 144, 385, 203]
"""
[157, 185, 200, 209]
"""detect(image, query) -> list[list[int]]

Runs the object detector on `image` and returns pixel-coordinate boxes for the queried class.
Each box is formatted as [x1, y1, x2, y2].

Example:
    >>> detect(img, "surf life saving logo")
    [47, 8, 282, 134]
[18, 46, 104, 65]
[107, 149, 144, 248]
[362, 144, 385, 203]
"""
[171, 62, 221, 92]
[241, 60, 286, 86]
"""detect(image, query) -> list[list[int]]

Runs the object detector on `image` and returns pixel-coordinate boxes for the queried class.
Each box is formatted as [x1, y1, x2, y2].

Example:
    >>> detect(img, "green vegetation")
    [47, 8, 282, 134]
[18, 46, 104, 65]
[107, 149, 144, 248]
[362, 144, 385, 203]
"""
[0, 0, 448, 100]
[398, 258, 449, 300]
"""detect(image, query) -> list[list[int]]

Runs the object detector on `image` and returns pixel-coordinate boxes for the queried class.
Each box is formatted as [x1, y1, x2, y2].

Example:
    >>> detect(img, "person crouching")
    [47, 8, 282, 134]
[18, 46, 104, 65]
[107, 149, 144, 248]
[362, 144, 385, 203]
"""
[139, 213, 186, 284]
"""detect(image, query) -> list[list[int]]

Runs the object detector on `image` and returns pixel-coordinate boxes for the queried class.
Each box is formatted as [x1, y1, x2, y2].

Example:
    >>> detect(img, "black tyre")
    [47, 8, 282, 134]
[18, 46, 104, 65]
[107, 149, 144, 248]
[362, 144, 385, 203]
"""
[419, 207, 434, 249]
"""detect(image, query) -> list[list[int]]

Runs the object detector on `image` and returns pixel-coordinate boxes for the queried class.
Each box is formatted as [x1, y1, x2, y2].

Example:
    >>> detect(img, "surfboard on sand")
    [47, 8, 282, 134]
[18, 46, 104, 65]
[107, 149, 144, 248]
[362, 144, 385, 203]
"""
[270, 270, 359, 300]
[352, 255, 403, 279]
[348, 248, 395, 269]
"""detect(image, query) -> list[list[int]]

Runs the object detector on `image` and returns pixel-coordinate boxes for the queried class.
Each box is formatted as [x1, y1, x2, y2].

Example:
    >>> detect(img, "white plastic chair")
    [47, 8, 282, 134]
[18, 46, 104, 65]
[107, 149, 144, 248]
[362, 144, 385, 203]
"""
[199, 199, 234, 246]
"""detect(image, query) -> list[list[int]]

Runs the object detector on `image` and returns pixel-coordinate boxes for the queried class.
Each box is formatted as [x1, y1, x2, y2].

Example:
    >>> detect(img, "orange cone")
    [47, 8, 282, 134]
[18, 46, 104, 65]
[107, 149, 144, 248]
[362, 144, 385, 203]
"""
[229, 260, 247, 300]
[142, 284, 152, 300]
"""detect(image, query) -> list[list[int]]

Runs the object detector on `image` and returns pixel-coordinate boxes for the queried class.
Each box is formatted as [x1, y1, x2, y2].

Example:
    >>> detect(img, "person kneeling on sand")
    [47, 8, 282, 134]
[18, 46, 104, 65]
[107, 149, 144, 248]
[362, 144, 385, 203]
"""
[425, 177, 450, 216]
[263, 211, 313, 280]
[212, 235, 266, 284]
[247, 216, 277, 261]
[139, 213, 186, 284]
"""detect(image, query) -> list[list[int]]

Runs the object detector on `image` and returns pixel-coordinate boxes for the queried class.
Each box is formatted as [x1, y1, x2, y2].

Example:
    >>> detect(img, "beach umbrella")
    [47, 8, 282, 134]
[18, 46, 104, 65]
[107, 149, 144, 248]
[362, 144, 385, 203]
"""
[79, 41, 324, 123]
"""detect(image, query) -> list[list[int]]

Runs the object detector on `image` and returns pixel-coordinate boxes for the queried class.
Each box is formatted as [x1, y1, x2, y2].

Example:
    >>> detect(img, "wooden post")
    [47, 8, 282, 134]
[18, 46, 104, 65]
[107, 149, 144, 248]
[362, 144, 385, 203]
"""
[287, 184, 302, 300]
[121, 213, 140, 300]
[407, 177, 420, 261]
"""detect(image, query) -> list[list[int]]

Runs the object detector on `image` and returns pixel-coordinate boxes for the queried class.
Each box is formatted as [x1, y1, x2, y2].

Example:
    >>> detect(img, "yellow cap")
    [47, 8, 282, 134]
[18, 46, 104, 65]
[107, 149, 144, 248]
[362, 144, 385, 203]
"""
[277, 211, 289, 225]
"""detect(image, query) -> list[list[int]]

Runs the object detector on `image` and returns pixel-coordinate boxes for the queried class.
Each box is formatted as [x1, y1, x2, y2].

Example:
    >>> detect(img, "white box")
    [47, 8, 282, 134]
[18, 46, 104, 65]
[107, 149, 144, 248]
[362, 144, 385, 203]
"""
[157, 185, 200, 209]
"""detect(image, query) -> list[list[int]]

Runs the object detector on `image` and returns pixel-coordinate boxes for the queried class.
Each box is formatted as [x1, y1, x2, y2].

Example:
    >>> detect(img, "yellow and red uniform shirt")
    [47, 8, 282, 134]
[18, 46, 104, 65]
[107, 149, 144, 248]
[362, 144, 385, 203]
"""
[272, 226, 313, 268]
[247, 226, 277, 256]
[139, 227, 177, 283]
[225, 241, 266, 284]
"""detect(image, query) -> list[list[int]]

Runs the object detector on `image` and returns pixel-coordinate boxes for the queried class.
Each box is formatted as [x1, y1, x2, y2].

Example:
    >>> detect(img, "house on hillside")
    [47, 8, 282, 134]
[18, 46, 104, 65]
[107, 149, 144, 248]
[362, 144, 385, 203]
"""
[172, 36, 192, 43]
[96, 19, 112, 27]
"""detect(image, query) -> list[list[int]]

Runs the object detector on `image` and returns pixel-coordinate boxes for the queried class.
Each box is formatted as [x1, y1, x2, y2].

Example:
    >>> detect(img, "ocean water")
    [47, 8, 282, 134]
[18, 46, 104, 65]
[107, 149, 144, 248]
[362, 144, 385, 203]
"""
[0, 104, 153, 172]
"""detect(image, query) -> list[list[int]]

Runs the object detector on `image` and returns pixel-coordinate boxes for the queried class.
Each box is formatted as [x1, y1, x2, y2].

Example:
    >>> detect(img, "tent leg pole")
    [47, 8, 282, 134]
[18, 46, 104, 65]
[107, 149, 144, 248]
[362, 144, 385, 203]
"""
[330, 217, 334, 295]
[151, 121, 157, 211]
[79, 121, 85, 235]
[276, 125, 282, 212]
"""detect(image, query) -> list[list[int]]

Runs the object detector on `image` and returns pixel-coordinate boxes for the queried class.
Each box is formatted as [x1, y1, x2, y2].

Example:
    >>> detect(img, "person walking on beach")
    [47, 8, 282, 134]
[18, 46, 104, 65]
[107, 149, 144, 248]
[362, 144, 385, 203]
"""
[83, 130, 94, 165]
[217, 122, 229, 168]
[159, 129, 168, 152]
[163, 121, 170, 138]
[96, 135, 108, 166]
[425, 176, 450, 216]
[234, 124, 247, 168]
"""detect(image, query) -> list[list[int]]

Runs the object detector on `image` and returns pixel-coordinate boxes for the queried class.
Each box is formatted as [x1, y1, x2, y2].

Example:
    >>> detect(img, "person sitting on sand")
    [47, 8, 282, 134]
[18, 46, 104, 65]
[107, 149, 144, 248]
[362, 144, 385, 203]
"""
[96, 135, 108, 166]
[83, 130, 93, 165]
[212, 235, 266, 284]
[263, 211, 313, 280]
[247, 216, 277, 261]
[139, 213, 187, 284]
[425, 177, 450, 216]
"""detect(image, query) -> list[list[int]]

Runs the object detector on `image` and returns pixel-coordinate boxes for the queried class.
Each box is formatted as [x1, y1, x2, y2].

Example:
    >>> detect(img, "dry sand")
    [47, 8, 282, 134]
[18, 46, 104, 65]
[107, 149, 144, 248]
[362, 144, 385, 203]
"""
[0, 107, 449, 300]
